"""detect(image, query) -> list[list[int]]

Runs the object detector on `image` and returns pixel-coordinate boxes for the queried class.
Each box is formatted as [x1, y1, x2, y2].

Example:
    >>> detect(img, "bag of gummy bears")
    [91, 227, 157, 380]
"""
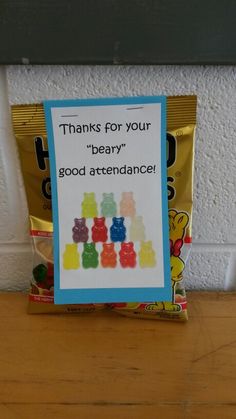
[11, 95, 197, 320]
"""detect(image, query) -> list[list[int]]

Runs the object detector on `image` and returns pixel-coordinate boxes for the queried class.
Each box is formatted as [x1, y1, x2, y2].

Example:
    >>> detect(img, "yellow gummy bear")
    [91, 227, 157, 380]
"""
[139, 241, 156, 268]
[81, 192, 98, 218]
[63, 244, 80, 270]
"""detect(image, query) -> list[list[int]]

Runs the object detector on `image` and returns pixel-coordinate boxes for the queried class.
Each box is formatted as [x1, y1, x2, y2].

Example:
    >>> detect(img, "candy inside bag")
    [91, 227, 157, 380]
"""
[12, 96, 197, 320]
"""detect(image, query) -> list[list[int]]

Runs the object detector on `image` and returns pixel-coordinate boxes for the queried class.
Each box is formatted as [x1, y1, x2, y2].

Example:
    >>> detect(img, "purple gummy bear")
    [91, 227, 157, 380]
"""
[72, 218, 89, 243]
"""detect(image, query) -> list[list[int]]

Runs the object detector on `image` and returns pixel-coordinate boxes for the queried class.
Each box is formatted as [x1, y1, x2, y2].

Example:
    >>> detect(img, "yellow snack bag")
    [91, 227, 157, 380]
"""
[11, 96, 197, 319]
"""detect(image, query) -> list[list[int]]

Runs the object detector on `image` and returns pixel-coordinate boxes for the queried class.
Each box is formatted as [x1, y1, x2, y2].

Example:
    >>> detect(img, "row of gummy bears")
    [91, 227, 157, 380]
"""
[73, 216, 145, 243]
[63, 242, 156, 269]
[81, 192, 135, 218]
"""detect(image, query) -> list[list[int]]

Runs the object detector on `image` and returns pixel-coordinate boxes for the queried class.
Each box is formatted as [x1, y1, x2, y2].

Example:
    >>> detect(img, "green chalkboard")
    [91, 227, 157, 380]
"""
[0, 0, 235, 64]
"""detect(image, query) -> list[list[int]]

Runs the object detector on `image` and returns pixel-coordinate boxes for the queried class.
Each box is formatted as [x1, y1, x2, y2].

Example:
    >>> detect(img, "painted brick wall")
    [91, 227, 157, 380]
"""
[0, 65, 235, 291]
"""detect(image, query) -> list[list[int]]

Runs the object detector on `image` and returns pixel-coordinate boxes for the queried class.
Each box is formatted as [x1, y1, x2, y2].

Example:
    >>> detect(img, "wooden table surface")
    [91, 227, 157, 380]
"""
[0, 292, 236, 419]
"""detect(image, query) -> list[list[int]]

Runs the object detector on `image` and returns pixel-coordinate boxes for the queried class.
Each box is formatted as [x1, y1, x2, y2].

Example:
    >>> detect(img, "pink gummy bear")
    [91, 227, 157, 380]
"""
[120, 192, 136, 217]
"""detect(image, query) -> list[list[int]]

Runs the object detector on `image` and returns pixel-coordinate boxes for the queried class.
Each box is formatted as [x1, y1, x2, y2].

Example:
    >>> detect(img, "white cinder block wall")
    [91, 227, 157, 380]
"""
[0, 65, 236, 291]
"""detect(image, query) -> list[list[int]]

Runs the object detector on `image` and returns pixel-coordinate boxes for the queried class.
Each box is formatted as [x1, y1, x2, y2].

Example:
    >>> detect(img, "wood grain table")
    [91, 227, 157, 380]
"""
[0, 292, 235, 419]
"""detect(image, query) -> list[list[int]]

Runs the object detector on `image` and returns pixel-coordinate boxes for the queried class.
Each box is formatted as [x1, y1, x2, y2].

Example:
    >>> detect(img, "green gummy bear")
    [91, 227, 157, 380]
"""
[101, 193, 117, 217]
[82, 243, 99, 269]
[33, 264, 47, 283]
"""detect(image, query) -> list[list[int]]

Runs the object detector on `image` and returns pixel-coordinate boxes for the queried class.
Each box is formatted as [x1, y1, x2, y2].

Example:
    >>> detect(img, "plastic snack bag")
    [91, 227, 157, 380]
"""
[11, 95, 197, 320]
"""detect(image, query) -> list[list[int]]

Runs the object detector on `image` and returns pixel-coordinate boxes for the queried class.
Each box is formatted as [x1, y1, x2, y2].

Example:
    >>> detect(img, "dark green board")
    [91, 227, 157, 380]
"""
[0, 0, 235, 64]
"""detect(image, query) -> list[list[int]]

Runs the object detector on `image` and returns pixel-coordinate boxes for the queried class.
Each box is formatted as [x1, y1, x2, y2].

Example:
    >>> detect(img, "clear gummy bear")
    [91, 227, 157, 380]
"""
[130, 216, 146, 242]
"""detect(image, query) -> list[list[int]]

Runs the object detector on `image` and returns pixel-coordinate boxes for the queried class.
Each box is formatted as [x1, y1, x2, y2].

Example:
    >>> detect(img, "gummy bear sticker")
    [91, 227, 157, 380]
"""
[44, 96, 171, 304]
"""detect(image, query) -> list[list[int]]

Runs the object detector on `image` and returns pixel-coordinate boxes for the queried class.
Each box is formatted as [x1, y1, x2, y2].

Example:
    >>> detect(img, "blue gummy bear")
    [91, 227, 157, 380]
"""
[110, 217, 126, 242]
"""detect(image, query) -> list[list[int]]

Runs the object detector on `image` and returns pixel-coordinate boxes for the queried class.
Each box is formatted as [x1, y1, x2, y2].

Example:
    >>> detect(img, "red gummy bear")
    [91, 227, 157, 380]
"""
[119, 242, 136, 268]
[92, 217, 108, 243]
[47, 262, 54, 278]
[101, 243, 117, 268]
[45, 262, 54, 289]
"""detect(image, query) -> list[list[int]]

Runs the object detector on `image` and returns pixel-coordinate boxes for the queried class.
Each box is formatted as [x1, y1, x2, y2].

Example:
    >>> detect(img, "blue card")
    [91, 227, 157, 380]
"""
[44, 96, 171, 304]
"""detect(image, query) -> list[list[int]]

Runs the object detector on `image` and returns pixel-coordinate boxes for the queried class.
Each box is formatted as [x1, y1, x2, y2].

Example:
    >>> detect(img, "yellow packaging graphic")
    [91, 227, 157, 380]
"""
[11, 96, 197, 319]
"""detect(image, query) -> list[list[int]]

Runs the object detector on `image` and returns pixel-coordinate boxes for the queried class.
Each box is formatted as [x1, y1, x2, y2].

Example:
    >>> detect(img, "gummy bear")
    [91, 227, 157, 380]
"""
[110, 217, 126, 242]
[72, 217, 89, 243]
[81, 192, 98, 218]
[130, 216, 146, 242]
[101, 243, 117, 268]
[63, 244, 80, 270]
[82, 243, 99, 268]
[92, 217, 108, 242]
[119, 242, 137, 268]
[101, 193, 117, 217]
[120, 192, 136, 217]
[33, 264, 47, 283]
[47, 262, 54, 278]
[32, 263, 54, 290]
[45, 262, 54, 289]
[139, 241, 156, 268]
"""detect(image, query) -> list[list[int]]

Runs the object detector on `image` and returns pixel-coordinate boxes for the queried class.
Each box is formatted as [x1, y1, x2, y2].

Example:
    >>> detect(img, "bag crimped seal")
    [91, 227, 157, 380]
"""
[12, 96, 197, 319]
